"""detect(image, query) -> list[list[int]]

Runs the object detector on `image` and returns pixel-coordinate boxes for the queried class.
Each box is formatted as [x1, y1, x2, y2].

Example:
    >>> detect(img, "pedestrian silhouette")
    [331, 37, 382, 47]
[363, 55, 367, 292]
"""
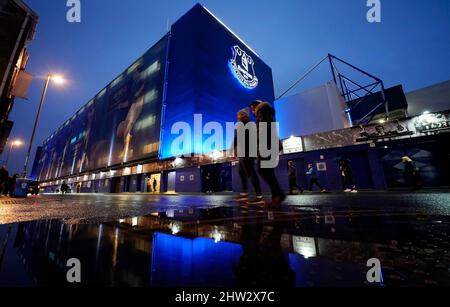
[306, 163, 326, 192]
[287, 161, 304, 195]
[234, 108, 263, 203]
[249, 100, 285, 209]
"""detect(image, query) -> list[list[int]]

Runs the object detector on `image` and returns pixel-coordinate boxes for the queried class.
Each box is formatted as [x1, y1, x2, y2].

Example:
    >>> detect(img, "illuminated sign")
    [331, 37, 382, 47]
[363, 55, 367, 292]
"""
[414, 113, 450, 134]
[282, 136, 303, 154]
[230, 45, 258, 89]
[292, 236, 317, 259]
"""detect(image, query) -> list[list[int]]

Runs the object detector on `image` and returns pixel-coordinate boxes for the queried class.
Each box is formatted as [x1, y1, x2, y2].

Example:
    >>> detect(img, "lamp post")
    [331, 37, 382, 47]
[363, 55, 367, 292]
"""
[22, 74, 65, 178]
[4, 139, 23, 168]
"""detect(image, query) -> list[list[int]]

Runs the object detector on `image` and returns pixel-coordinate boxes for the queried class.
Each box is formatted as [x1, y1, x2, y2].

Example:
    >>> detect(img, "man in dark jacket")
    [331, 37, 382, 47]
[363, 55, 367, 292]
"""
[402, 156, 421, 190]
[234, 108, 263, 203]
[152, 178, 158, 192]
[0, 166, 8, 195]
[249, 100, 285, 208]
[340, 159, 358, 193]
[61, 181, 69, 194]
[287, 161, 303, 195]
[4, 174, 18, 197]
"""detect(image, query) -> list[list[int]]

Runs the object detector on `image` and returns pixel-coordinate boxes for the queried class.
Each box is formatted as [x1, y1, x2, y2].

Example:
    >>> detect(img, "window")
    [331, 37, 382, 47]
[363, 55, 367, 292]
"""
[110, 75, 123, 88]
[135, 115, 156, 131]
[190, 175, 195, 181]
[97, 88, 107, 98]
[143, 142, 159, 154]
[180, 176, 185, 182]
[144, 89, 158, 105]
[142, 61, 160, 78]
[127, 60, 143, 74]
[77, 105, 86, 115]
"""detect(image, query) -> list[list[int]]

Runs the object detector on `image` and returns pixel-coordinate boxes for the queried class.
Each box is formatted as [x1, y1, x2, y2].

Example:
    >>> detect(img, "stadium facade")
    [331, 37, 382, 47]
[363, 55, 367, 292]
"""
[32, 4, 450, 194]
[31, 4, 275, 193]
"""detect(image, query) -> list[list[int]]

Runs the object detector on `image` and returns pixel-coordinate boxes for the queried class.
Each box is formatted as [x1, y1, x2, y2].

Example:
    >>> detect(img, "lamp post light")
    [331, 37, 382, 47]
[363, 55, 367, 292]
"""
[4, 139, 23, 168]
[22, 74, 65, 178]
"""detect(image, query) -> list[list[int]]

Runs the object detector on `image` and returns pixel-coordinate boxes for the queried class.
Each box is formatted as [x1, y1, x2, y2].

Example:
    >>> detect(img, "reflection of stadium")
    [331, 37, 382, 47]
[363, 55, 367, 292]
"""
[0, 210, 365, 287]
[6, 206, 447, 287]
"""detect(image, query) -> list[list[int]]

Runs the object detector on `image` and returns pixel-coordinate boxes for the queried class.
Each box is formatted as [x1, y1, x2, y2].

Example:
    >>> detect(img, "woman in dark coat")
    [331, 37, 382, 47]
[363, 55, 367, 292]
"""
[340, 160, 358, 193]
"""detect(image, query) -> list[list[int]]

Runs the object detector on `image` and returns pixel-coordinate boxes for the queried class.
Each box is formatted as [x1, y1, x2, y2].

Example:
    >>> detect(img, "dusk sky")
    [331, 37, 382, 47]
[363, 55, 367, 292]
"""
[4, 0, 450, 175]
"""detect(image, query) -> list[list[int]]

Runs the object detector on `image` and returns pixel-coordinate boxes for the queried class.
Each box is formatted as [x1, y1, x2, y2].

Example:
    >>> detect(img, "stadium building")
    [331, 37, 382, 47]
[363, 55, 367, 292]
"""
[33, 4, 450, 194]
[31, 4, 275, 193]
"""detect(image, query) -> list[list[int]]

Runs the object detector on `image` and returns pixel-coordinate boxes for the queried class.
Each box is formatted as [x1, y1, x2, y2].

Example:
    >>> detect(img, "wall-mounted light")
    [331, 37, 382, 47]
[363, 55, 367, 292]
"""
[211, 227, 223, 243]
[209, 150, 223, 160]
[170, 223, 181, 235]
[173, 157, 183, 167]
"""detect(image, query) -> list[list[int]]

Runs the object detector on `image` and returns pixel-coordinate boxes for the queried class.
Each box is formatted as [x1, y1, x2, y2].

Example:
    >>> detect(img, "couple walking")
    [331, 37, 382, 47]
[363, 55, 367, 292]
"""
[287, 161, 326, 194]
[234, 100, 285, 208]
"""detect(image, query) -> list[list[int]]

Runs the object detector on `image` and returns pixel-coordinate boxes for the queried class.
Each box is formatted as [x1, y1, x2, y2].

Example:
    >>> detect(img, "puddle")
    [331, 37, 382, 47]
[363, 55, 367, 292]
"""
[0, 206, 449, 287]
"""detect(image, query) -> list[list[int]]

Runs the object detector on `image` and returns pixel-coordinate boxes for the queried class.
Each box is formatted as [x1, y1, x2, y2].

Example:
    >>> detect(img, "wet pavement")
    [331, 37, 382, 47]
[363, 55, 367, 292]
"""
[0, 192, 449, 287]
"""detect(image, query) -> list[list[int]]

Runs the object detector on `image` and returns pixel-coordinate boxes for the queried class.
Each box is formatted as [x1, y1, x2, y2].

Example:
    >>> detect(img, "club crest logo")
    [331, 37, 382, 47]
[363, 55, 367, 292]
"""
[230, 45, 259, 89]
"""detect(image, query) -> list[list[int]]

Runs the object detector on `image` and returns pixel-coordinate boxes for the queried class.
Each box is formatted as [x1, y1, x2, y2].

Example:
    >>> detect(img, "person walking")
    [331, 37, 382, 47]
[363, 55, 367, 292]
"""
[152, 178, 158, 193]
[287, 161, 303, 195]
[205, 172, 213, 194]
[402, 156, 421, 190]
[234, 108, 264, 204]
[306, 163, 326, 192]
[249, 100, 285, 208]
[340, 159, 358, 193]
[61, 181, 69, 194]
[0, 166, 8, 196]
[5, 174, 18, 197]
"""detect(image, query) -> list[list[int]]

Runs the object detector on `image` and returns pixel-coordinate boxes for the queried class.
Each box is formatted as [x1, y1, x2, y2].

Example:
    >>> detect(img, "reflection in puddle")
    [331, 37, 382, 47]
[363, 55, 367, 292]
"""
[0, 206, 449, 287]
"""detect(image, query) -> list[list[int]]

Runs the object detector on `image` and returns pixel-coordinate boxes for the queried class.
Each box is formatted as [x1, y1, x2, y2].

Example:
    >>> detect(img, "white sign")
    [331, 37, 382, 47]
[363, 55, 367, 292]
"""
[282, 137, 303, 154]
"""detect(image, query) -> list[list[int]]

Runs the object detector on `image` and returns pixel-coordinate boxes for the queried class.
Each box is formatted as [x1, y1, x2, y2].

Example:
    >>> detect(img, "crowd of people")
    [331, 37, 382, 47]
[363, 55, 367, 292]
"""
[233, 100, 359, 209]
[2, 99, 421, 203]
[232, 99, 422, 208]
[59, 181, 81, 194]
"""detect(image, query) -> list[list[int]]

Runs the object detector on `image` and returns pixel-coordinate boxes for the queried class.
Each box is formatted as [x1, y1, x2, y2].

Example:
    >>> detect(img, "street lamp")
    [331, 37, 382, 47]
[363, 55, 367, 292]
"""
[22, 74, 66, 178]
[4, 139, 23, 168]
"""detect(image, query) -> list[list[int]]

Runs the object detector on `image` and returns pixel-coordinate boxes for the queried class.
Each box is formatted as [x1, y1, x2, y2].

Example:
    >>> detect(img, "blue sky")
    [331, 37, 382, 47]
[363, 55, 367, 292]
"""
[4, 0, 450, 174]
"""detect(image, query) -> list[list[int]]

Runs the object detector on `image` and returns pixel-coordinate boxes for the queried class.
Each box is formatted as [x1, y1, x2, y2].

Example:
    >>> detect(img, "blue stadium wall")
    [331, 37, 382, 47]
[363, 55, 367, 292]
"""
[31, 4, 275, 182]
[159, 4, 275, 159]
[32, 36, 169, 181]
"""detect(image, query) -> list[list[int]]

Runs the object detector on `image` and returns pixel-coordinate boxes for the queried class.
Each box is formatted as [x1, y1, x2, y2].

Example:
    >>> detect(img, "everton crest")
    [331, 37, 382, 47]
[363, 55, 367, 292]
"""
[230, 45, 259, 89]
